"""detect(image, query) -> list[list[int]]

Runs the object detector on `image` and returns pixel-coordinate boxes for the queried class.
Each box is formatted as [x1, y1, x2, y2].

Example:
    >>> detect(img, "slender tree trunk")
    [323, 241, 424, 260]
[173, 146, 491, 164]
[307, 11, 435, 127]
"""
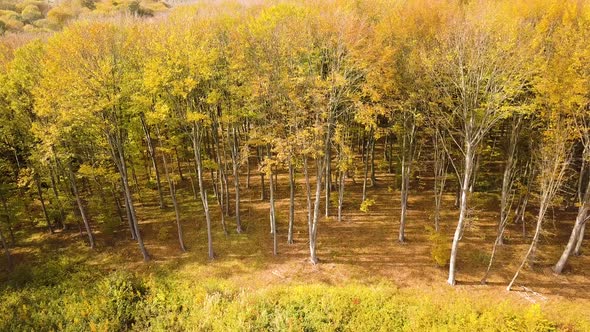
[325, 122, 332, 218]
[49, 166, 66, 230]
[192, 123, 214, 260]
[399, 113, 416, 242]
[554, 208, 588, 273]
[499, 118, 521, 245]
[554, 176, 590, 273]
[246, 154, 251, 189]
[433, 131, 447, 232]
[338, 169, 345, 223]
[0, 225, 11, 270]
[448, 140, 473, 286]
[508, 138, 568, 290]
[304, 156, 312, 234]
[188, 166, 199, 201]
[269, 164, 277, 256]
[128, 160, 143, 206]
[174, 147, 185, 181]
[140, 114, 165, 209]
[157, 127, 186, 252]
[212, 123, 228, 236]
[8, 226, 15, 247]
[111, 188, 125, 225]
[35, 175, 54, 234]
[110, 134, 150, 261]
[399, 159, 409, 242]
[370, 134, 376, 185]
[120, 178, 137, 240]
[310, 157, 324, 265]
[575, 223, 585, 255]
[260, 173, 266, 201]
[231, 127, 243, 233]
[288, 159, 295, 244]
[68, 165, 95, 250]
[362, 132, 371, 202]
[514, 163, 534, 238]
[507, 204, 548, 291]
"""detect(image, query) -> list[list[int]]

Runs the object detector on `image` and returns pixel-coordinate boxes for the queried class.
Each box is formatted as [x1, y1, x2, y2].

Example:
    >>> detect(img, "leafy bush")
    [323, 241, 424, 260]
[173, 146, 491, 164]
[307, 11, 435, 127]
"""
[21, 4, 42, 22]
[359, 198, 375, 213]
[97, 272, 148, 330]
[468, 249, 491, 267]
[0, 267, 584, 331]
[426, 226, 451, 267]
[157, 225, 172, 241]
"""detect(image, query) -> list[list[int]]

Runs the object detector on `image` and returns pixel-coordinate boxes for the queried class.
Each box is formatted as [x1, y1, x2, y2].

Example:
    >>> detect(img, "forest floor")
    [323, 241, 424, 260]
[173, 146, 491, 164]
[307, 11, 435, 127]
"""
[1, 170, 590, 324]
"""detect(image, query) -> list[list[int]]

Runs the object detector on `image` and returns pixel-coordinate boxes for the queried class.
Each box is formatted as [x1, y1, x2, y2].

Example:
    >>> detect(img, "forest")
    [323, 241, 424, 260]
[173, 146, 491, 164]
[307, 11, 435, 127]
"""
[0, 0, 590, 330]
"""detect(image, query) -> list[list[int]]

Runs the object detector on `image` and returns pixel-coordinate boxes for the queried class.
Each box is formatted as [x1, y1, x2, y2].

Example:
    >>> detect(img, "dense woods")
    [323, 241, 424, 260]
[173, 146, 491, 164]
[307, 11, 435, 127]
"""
[1, 0, 590, 307]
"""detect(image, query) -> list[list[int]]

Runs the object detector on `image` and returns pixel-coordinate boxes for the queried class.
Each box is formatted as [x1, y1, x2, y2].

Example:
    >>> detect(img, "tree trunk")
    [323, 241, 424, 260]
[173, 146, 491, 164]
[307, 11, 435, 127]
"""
[433, 131, 447, 232]
[120, 178, 137, 240]
[448, 140, 473, 286]
[68, 165, 95, 250]
[399, 158, 409, 242]
[192, 123, 214, 260]
[109, 133, 150, 261]
[554, 176, 590, 273]
[508, 138, 568, 290]
[8, 226, 15, 247]
[129, 160, 143, 206]
[158, 128, 186, 252]
[49, 166, 66, 230]
[325, 123, 332, 218]
[507, 203, 548, 291]
[35, 175, 54, 234]
[246, 154, 251, 189]
[212, 123, 228, 236]
[554, 208, 588, 273]
[0, 225, 11, 270]
[111, 188, 125, 225]
[338, 169, 345, 223]
[269, 164, 277, 256]
[304, 156, 312, 233]
[499, 118, 521, 246]
[575, 223, 585, 255]
[309, 157, 324, 265]
[231, 127, 243, 233]
[362, 132, 371, 202]
[174, 147, 185, 181]
[260, 173, 266, 201]
[288, 159, 295, 244]
[370, 134, 376, 185]
[399, 112, 416, 243]
[140, 113, 165, 209]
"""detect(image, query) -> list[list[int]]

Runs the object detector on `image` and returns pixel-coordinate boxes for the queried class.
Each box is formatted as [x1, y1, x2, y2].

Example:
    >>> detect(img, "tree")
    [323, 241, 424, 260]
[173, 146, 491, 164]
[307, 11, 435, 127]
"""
[36, 22, 150, 260]
[423, 3, 533, 285]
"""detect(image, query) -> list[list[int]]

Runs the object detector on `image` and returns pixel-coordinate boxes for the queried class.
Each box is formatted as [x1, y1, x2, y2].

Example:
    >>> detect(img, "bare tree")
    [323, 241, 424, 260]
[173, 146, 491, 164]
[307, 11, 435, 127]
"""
[508, 123, 570, 290]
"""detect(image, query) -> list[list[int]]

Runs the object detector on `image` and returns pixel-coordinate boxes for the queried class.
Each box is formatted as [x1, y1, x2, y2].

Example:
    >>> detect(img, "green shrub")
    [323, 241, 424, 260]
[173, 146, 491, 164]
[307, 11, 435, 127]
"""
[359, 198, 375, 213]
[0, 270, 584, 331]
[427, 226, 451, 267]
[468, 249, 491, 267]
[157, 225, 172, 241]
[21, 4, 42, 22]
[97, 272, 148, 331]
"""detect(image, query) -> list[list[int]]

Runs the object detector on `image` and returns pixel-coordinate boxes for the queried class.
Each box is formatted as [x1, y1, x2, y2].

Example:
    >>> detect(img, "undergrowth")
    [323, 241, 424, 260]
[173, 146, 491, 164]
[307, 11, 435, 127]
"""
[0, 258, 587, 332]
